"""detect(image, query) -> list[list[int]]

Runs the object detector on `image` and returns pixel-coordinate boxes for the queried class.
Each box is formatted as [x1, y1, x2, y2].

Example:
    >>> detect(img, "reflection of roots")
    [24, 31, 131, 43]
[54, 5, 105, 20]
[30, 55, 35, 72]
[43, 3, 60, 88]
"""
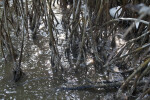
[13, 68, 24, 82]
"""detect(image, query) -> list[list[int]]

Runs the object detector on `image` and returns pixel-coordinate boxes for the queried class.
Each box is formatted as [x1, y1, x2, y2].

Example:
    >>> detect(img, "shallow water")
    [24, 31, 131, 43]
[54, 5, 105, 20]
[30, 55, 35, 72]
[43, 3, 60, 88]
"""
[0, 39, 113, 100]
[0, 3, 118, 100]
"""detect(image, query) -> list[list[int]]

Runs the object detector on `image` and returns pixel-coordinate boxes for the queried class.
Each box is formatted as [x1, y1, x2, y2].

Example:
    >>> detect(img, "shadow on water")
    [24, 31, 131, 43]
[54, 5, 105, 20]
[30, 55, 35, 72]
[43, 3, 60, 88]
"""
[0, 2, 118, 100]
[0, 33, 116, 100]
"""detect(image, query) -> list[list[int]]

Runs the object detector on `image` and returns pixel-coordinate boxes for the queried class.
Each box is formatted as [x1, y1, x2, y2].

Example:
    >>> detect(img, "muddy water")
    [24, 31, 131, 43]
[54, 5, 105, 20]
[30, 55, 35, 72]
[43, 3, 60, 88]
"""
[0, 34, 113, 100]
[0, 3, 117, 100]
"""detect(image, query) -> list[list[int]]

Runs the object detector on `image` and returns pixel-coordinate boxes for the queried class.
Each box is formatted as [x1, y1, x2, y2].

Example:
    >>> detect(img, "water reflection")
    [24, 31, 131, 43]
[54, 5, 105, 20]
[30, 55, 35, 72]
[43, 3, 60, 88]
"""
[0, 2, 118, 100]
